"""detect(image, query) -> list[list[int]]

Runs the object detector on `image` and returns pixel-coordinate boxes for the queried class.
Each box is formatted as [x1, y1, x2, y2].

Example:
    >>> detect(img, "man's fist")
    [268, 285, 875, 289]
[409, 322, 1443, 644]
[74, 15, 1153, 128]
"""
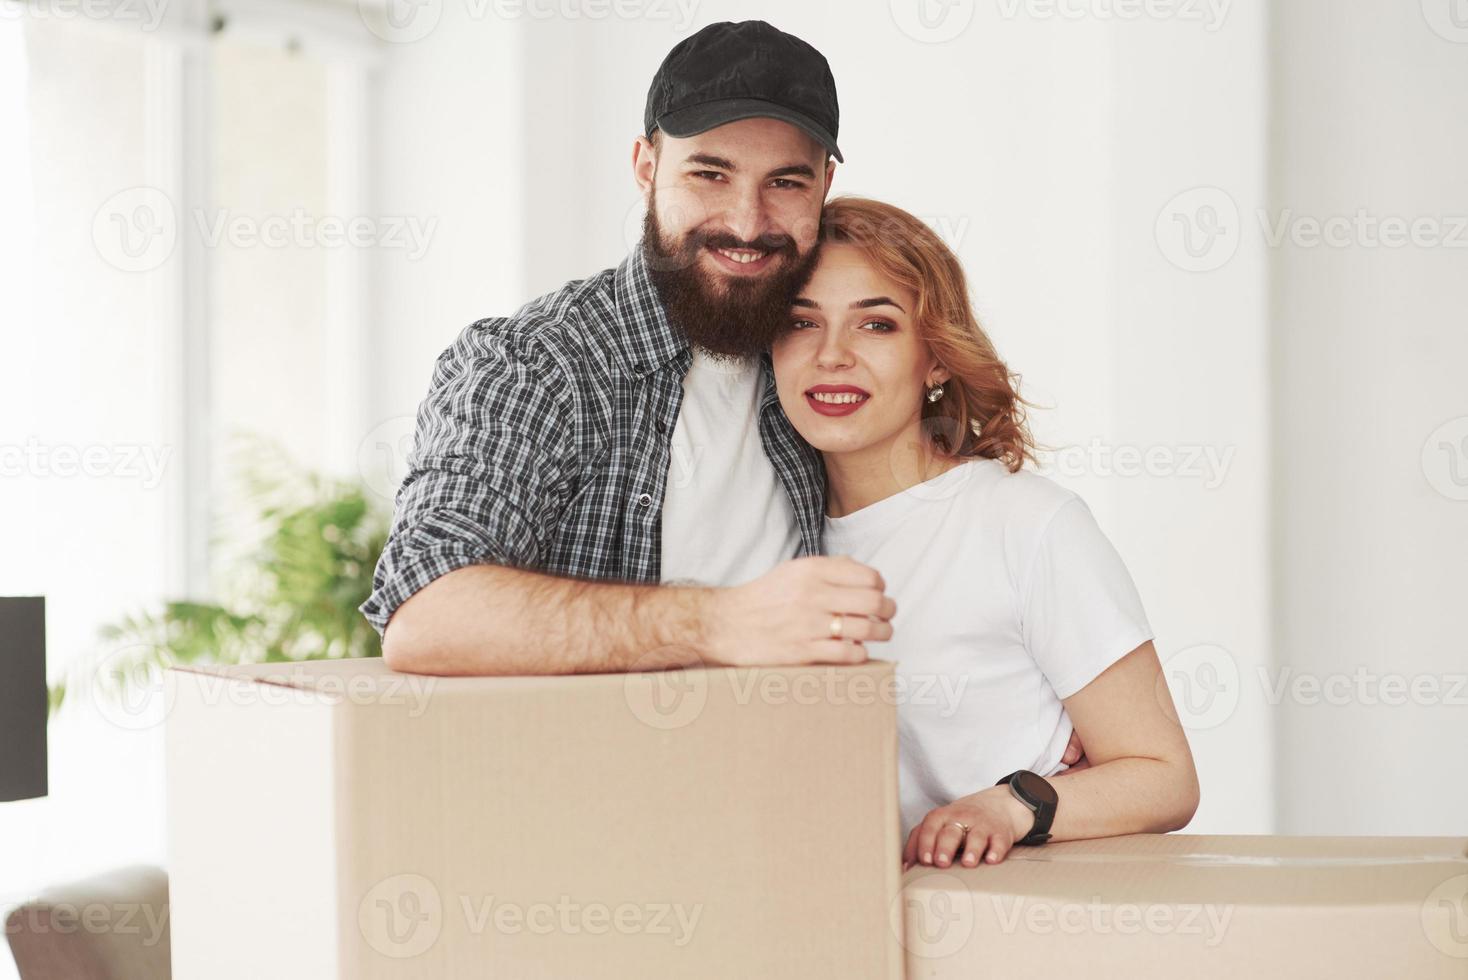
[705, 556, 897, 668]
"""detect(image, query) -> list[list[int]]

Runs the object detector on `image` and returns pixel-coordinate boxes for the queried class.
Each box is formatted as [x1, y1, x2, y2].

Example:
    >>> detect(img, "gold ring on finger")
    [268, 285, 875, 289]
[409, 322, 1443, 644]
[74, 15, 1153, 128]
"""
[829, 615, 843, 640]
[949, 821, 971, 837]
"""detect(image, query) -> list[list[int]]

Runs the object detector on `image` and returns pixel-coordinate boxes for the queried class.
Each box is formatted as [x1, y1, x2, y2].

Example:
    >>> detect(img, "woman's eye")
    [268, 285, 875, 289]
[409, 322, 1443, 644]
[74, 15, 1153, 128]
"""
[861, 319, 897, 333]
[789, 318, 818, 330]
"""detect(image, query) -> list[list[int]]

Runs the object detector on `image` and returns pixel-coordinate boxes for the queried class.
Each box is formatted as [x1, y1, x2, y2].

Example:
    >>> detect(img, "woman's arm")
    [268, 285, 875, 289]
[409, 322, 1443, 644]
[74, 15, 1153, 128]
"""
[903, 640, 1199, 869]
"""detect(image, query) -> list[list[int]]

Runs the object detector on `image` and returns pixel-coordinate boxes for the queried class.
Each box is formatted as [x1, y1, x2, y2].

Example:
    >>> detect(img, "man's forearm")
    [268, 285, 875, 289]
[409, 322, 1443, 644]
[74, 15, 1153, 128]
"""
[382, 563, 714, 676]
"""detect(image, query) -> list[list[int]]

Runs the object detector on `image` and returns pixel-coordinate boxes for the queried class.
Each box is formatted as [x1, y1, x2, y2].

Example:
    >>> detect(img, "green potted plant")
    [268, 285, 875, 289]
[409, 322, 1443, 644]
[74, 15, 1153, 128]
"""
[52, 436, 390, 715]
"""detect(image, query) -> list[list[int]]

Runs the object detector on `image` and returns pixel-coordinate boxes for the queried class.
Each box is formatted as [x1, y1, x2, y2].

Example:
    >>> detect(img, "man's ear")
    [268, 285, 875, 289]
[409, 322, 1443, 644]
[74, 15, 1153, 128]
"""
[632, 135, 657, 196]
[823, 157, 837, 197]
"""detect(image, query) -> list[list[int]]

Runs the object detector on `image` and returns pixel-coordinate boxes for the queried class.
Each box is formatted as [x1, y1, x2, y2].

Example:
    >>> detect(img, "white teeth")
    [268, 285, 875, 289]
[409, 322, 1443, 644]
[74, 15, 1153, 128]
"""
[810, 392, 867, 405]
[715, 247, 766, 264]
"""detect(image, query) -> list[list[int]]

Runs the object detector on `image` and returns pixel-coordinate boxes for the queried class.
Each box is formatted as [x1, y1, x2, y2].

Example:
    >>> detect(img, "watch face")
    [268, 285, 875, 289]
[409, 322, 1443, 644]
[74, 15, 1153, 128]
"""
[1016, 770, 1058, 806]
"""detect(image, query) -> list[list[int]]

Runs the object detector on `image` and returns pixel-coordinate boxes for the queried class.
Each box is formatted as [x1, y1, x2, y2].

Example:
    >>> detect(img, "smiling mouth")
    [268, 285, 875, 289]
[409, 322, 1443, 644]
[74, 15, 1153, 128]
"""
[805, 387, 871, 416]
[706, 244, 778, 273]
[714, 246, 767, 264]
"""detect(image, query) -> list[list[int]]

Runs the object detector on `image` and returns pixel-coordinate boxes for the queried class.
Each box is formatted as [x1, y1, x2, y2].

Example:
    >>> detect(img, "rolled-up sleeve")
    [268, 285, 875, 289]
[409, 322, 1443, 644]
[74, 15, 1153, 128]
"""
[360, 321, 574, 637]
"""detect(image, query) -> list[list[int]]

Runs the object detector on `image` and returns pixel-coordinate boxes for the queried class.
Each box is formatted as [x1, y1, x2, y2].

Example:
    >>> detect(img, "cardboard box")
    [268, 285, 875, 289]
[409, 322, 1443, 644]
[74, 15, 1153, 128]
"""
[165, 657, 904, 980]
[899, 833, 1468, 979]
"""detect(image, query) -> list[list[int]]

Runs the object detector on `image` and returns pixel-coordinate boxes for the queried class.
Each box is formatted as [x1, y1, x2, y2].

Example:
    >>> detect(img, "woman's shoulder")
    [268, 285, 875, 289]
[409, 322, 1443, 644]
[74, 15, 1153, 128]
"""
[956, 457, 1083, 532]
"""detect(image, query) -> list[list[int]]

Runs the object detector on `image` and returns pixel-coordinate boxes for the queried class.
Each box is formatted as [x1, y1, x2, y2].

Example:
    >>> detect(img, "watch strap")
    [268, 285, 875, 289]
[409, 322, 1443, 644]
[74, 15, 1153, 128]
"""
[997, 770, 1056, 846]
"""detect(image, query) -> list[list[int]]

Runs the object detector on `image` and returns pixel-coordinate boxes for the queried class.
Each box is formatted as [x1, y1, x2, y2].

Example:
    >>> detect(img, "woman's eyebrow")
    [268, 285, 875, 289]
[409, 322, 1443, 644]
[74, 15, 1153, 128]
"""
[851, 296, 906, 312]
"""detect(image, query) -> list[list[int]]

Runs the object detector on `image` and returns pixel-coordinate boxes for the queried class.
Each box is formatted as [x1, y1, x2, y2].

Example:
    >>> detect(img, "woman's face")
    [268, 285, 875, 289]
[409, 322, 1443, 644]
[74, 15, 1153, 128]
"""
[771, 243, 948, 458]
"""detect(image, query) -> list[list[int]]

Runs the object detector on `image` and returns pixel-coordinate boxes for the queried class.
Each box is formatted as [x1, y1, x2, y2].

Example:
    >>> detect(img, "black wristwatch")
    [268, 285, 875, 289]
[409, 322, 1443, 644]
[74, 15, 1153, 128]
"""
[997, 770, 1058, 846]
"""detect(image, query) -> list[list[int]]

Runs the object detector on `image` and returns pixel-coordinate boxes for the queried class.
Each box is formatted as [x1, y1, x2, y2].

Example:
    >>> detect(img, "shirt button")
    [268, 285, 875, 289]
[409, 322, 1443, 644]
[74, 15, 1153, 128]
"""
[637, 492, 653, 508]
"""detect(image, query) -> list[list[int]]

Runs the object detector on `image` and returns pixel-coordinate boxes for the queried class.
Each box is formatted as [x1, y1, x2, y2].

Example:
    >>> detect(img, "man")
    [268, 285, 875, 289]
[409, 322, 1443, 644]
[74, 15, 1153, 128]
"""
[360, 21, 896, 675]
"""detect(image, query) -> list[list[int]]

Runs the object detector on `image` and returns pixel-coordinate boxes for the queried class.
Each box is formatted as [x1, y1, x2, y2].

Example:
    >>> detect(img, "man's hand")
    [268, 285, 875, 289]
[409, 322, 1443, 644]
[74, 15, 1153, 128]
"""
[902, 787, 1034, 871]
[1056, 727, 1090, 775]
[704, 556, 896, 668]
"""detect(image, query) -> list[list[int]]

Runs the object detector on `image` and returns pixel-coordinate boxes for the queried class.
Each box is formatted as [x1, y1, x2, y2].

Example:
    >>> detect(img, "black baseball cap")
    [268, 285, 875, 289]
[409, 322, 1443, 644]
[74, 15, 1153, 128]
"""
[643, 21, 843, 163]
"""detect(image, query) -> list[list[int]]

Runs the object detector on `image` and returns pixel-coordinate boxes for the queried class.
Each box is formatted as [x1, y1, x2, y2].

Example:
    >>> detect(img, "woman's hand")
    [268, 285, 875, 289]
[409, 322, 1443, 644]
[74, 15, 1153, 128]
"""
[902, 786, 1035, 871]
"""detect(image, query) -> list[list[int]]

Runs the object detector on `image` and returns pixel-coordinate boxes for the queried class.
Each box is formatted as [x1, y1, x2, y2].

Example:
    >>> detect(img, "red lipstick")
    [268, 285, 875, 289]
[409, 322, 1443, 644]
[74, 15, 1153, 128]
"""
[805, 384, 871, 418]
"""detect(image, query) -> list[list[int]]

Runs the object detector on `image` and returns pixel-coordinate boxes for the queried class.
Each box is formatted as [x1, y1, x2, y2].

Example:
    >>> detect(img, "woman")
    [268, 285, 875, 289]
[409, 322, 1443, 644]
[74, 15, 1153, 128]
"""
[770, 197, 1200, 870]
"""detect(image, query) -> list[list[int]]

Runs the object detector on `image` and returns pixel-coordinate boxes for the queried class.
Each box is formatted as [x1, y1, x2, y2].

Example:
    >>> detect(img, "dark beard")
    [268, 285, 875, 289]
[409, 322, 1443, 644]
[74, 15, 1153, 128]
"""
[641, 195, 818, 360]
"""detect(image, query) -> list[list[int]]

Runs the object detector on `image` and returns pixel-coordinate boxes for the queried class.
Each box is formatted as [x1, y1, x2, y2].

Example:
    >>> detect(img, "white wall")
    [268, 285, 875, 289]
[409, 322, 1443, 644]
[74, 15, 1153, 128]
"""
[1270, 0, 1468, 834]
[368, 4, 527, 462]
[371, 1, 1275, 831]
[0, 23, 172, 980]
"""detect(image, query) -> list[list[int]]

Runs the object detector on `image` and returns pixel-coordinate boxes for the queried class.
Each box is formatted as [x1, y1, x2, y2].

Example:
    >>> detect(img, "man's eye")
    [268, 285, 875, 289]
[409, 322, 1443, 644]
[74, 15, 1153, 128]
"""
[789, 318, 818, 330]
[691, 171, 725, 181]
[770, 178, 805, 190]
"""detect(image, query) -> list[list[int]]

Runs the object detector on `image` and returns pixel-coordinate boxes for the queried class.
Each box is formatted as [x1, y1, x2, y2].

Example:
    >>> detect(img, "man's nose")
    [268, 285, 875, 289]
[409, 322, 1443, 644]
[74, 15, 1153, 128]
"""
[722, 185, 770, 245]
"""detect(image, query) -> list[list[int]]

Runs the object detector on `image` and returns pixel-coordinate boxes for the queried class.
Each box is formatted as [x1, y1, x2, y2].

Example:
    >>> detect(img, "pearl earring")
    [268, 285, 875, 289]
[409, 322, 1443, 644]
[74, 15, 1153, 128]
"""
[926, 383, 945, 403]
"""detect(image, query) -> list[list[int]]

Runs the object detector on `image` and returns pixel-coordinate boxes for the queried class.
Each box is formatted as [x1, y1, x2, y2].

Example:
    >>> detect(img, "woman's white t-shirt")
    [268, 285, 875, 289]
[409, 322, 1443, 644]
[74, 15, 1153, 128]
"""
[822, 458, 1154, 839]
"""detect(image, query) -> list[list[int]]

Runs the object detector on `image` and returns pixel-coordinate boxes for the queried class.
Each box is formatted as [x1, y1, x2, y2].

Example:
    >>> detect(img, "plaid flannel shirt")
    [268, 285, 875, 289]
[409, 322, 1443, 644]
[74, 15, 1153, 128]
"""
[360, 247, 828, 636]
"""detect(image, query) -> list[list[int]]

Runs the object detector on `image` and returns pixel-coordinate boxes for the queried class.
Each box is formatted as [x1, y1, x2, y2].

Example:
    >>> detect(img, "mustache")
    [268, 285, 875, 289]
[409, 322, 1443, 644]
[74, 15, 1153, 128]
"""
[691, 229, 799, 257]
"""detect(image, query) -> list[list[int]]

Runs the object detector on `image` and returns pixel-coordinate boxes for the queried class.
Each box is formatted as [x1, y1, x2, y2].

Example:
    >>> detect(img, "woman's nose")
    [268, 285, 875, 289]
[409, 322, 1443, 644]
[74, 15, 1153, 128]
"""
[815, 328, 854, 370]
